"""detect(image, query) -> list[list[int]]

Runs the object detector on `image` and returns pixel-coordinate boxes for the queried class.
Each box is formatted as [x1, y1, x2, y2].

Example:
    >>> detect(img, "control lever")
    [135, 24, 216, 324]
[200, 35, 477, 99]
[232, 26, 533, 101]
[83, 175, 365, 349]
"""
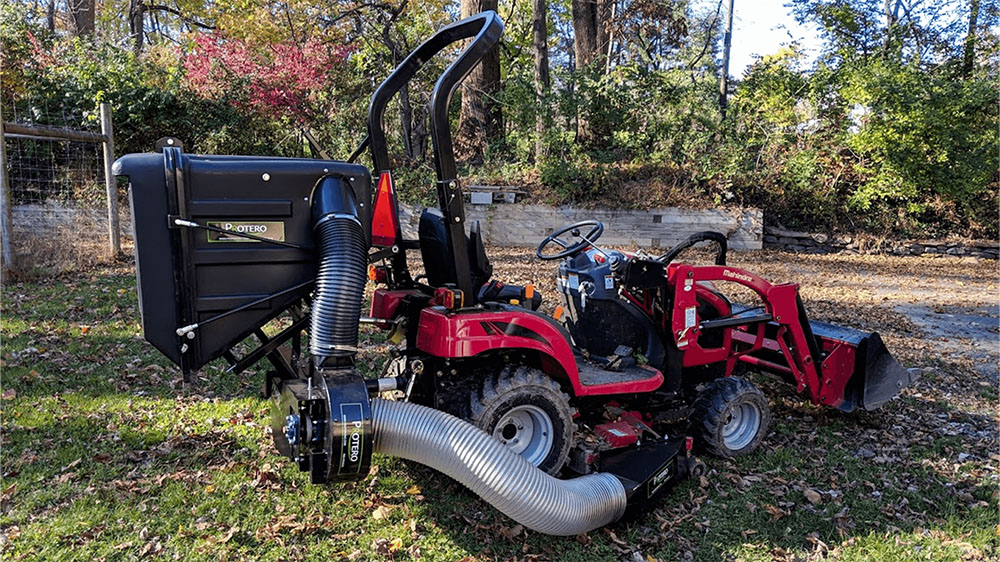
[572, 228, 612, 261]
[579, 280, 595, 311]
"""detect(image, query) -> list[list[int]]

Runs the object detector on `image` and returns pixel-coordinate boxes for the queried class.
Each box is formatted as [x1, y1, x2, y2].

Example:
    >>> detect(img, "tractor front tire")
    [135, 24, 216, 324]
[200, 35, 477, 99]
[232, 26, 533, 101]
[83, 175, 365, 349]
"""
[470, 366, 574, 475]
[690, 377, 770, 458]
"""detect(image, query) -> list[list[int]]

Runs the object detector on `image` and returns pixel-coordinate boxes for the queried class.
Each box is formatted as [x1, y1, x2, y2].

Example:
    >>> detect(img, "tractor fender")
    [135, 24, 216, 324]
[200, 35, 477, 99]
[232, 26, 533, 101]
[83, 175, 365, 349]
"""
[415, 306, 581, 387]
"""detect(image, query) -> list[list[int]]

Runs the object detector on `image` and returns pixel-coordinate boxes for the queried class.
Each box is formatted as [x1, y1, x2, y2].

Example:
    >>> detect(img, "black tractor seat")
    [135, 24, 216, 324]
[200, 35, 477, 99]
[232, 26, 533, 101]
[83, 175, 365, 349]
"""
[418, 207, 542, 310]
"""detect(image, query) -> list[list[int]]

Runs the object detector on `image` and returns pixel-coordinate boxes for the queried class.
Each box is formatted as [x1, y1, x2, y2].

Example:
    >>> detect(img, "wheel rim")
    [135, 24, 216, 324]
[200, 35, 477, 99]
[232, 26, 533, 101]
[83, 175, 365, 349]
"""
[721, 402, 761, 451]
[493, 405, 554, 466]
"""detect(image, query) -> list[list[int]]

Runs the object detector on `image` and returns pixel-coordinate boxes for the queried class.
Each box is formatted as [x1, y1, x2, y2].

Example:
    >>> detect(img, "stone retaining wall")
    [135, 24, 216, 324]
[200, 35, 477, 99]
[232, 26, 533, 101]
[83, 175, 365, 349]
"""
[764, 227, 999, 259]
[399, 203, 764, 251]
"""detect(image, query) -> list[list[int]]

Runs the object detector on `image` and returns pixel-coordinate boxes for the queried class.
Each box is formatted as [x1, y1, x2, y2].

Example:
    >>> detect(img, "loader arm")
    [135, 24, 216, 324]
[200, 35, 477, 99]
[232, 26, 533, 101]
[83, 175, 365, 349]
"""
[669, 264, 828, 406]
[666, 261, 909, 413]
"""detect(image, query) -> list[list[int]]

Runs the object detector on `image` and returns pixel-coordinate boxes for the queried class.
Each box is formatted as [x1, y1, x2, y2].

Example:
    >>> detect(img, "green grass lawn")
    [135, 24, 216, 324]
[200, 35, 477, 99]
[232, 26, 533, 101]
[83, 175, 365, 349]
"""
[2, 262, 997, 561]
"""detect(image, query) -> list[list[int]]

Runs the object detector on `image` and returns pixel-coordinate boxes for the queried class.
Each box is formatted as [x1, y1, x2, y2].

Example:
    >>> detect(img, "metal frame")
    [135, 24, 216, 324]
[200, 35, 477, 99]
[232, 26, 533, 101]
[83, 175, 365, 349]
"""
[0, 102, 121, 261]
[362, 11, 505, 298]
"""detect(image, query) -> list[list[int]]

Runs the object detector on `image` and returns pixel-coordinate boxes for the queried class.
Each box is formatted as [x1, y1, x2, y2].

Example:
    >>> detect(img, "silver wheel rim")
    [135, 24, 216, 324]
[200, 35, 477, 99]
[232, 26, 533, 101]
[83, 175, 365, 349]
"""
[493, 405, 554, 466]
[722, 402, 761, 451]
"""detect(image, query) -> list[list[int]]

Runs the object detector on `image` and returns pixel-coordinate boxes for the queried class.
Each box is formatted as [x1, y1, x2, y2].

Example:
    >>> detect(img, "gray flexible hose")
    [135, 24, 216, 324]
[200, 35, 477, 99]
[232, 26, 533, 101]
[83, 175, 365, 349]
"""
[371, 399, 627, 536]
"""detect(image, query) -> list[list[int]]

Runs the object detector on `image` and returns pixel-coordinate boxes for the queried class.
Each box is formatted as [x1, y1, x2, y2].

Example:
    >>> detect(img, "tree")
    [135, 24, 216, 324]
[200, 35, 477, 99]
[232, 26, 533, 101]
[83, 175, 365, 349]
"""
[571, 0, 611, 67]
[455, 0, 503, 162]
[570, 0, 611, 143]
[533, 0, 551, 161]
[68, 0, 94, 36]
[718, 0, 734, 118]
[128, 0, 144, 53]
[963, 0, 980, 75]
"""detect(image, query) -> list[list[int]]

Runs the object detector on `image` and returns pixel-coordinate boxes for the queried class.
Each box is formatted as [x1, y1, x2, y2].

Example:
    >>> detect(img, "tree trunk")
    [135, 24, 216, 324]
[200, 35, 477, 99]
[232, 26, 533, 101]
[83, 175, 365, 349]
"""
[883, 0, 902, 59]
[718, 0, 734, 119]
[571, 0, 610, 67]
[533, 0, 550, 162]
[46, 0, 55, 32]
[68, 0, 95, 36]
[570, 0, 611, 143]
[455, 0, 503, 162]
[963, 0, 980, 76]
[129, 0, 145, 54]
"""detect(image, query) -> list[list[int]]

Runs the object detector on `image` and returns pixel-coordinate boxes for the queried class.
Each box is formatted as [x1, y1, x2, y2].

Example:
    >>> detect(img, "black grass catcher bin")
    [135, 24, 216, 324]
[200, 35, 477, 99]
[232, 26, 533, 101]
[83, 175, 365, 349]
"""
[113, 147, 371, 380]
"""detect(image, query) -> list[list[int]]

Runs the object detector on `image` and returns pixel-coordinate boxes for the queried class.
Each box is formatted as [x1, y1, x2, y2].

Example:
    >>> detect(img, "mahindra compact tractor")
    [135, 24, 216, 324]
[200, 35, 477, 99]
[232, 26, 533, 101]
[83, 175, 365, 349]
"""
[114, 12, 911, 536]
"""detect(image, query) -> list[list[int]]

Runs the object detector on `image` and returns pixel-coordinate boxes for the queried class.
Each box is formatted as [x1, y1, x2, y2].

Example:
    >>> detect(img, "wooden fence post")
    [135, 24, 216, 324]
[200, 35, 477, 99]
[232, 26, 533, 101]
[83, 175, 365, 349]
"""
[100, 102, 120, 255]
[0, 106, 13, 275]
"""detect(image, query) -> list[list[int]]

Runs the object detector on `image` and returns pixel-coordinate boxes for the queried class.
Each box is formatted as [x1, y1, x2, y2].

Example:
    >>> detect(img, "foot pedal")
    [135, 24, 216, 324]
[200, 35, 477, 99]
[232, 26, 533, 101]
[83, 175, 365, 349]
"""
[606, 345, 635, 371]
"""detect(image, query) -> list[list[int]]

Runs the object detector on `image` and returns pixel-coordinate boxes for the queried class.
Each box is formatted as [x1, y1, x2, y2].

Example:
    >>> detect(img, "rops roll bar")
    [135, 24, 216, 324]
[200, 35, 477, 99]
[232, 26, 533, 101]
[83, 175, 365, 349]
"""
[359, 11, 504, 298]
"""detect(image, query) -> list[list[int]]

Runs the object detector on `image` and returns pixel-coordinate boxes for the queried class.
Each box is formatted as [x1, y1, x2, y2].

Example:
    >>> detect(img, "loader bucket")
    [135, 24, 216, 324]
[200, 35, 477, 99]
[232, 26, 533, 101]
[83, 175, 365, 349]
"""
[810, 321, 912, 412]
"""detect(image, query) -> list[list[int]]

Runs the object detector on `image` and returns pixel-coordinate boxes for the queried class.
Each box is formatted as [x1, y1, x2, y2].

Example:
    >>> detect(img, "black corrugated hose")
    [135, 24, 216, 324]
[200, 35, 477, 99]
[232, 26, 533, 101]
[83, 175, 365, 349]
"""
[309, 181, 368, 367]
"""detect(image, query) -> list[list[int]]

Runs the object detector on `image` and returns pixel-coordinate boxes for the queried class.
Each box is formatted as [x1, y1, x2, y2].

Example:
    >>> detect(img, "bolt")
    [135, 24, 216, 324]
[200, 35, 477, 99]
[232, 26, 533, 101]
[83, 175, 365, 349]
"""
[167, 138, 175, 145]
[454, 217, 461, 223]
[262, 173, 271, 181]
[284, 414, 300, 446]
[324, 168, 329, 173]
[349, 177, 355, 182]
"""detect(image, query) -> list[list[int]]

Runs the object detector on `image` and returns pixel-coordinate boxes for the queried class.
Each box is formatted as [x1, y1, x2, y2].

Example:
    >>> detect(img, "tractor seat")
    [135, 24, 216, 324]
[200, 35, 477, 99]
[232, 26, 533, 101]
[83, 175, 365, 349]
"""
[418, 208, 541, 310]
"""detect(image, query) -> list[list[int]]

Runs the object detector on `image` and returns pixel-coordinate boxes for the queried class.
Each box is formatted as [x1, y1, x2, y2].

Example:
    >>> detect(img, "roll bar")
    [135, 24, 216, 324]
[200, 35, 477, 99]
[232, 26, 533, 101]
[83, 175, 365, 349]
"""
[361, 11, 505, 298]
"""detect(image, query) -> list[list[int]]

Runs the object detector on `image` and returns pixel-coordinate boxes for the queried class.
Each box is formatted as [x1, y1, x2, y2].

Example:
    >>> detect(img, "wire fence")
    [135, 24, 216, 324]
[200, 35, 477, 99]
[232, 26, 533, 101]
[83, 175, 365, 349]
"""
[2, 99, 126, 273]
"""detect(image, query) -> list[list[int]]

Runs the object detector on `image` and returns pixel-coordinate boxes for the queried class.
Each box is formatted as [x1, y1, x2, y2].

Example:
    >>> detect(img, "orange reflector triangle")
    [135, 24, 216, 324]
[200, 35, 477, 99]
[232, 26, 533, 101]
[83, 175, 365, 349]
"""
[371, 172, 399, 247]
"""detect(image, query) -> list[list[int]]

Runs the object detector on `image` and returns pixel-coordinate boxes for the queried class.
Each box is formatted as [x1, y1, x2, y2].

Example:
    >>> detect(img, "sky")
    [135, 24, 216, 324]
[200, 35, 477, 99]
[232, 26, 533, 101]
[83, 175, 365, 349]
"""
[713, 0, 825, 77]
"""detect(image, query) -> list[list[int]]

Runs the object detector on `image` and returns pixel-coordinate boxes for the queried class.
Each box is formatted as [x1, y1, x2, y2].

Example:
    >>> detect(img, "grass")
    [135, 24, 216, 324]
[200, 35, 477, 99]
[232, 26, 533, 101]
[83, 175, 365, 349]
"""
[1, 261, 997, 561]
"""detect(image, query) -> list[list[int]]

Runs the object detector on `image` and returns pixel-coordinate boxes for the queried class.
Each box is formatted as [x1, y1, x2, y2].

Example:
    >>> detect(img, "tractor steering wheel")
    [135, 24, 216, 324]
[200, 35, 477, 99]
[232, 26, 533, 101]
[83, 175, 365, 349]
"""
[535, 220, 605, 261]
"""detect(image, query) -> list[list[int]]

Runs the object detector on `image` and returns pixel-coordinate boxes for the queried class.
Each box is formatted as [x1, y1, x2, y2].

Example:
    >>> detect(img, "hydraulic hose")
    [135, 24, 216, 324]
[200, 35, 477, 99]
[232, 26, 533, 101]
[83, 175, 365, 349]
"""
[309, 178, 368, 366]
[371, 398, 628, 536]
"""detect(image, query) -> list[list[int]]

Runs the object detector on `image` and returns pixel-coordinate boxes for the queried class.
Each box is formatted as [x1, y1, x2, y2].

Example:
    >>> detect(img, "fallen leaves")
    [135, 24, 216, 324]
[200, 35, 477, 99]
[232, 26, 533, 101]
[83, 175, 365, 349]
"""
[372, 505, 392, 520]
[804, 489, 822, 505]
[371, 537, 404, 556]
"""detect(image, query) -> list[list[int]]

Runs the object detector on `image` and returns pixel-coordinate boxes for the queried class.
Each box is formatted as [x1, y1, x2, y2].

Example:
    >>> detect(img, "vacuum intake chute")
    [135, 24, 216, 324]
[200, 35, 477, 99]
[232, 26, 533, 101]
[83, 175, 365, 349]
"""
[309, 176, 369, 369]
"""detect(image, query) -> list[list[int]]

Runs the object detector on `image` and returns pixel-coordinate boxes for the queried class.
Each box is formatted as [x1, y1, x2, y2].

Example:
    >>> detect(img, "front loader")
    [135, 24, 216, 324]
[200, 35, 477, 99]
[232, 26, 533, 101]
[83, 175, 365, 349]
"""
[114, 11, 911, 536]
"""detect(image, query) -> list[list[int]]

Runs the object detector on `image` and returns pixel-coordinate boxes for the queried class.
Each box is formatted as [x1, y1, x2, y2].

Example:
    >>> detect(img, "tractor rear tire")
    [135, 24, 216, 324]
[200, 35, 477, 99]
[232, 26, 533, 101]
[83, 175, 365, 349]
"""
[690, 377, 770, 458]
[470, 366, 575, 475]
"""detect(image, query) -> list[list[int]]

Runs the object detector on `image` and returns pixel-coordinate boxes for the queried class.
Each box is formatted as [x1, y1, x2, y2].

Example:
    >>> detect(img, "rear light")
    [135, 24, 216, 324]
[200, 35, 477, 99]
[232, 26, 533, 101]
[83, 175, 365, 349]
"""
[368, 265, 388, 283]
[434, 287, 464, 310]
[552, 305, 564, 320]
[523, 283, 534, 300]
[594, 254, 606, 264]
[371, 172, 399, 247]
[685, 436, 694, 454]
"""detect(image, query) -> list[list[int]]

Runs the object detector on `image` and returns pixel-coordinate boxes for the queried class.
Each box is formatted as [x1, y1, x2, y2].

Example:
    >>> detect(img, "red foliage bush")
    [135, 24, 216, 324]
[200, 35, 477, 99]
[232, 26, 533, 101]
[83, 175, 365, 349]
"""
[183, 34, 353, 121]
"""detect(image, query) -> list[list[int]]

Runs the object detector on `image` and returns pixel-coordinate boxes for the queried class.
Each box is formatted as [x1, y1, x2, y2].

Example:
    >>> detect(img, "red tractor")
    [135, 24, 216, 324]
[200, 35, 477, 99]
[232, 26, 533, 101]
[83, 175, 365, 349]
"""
[116, 11, 910, 536]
